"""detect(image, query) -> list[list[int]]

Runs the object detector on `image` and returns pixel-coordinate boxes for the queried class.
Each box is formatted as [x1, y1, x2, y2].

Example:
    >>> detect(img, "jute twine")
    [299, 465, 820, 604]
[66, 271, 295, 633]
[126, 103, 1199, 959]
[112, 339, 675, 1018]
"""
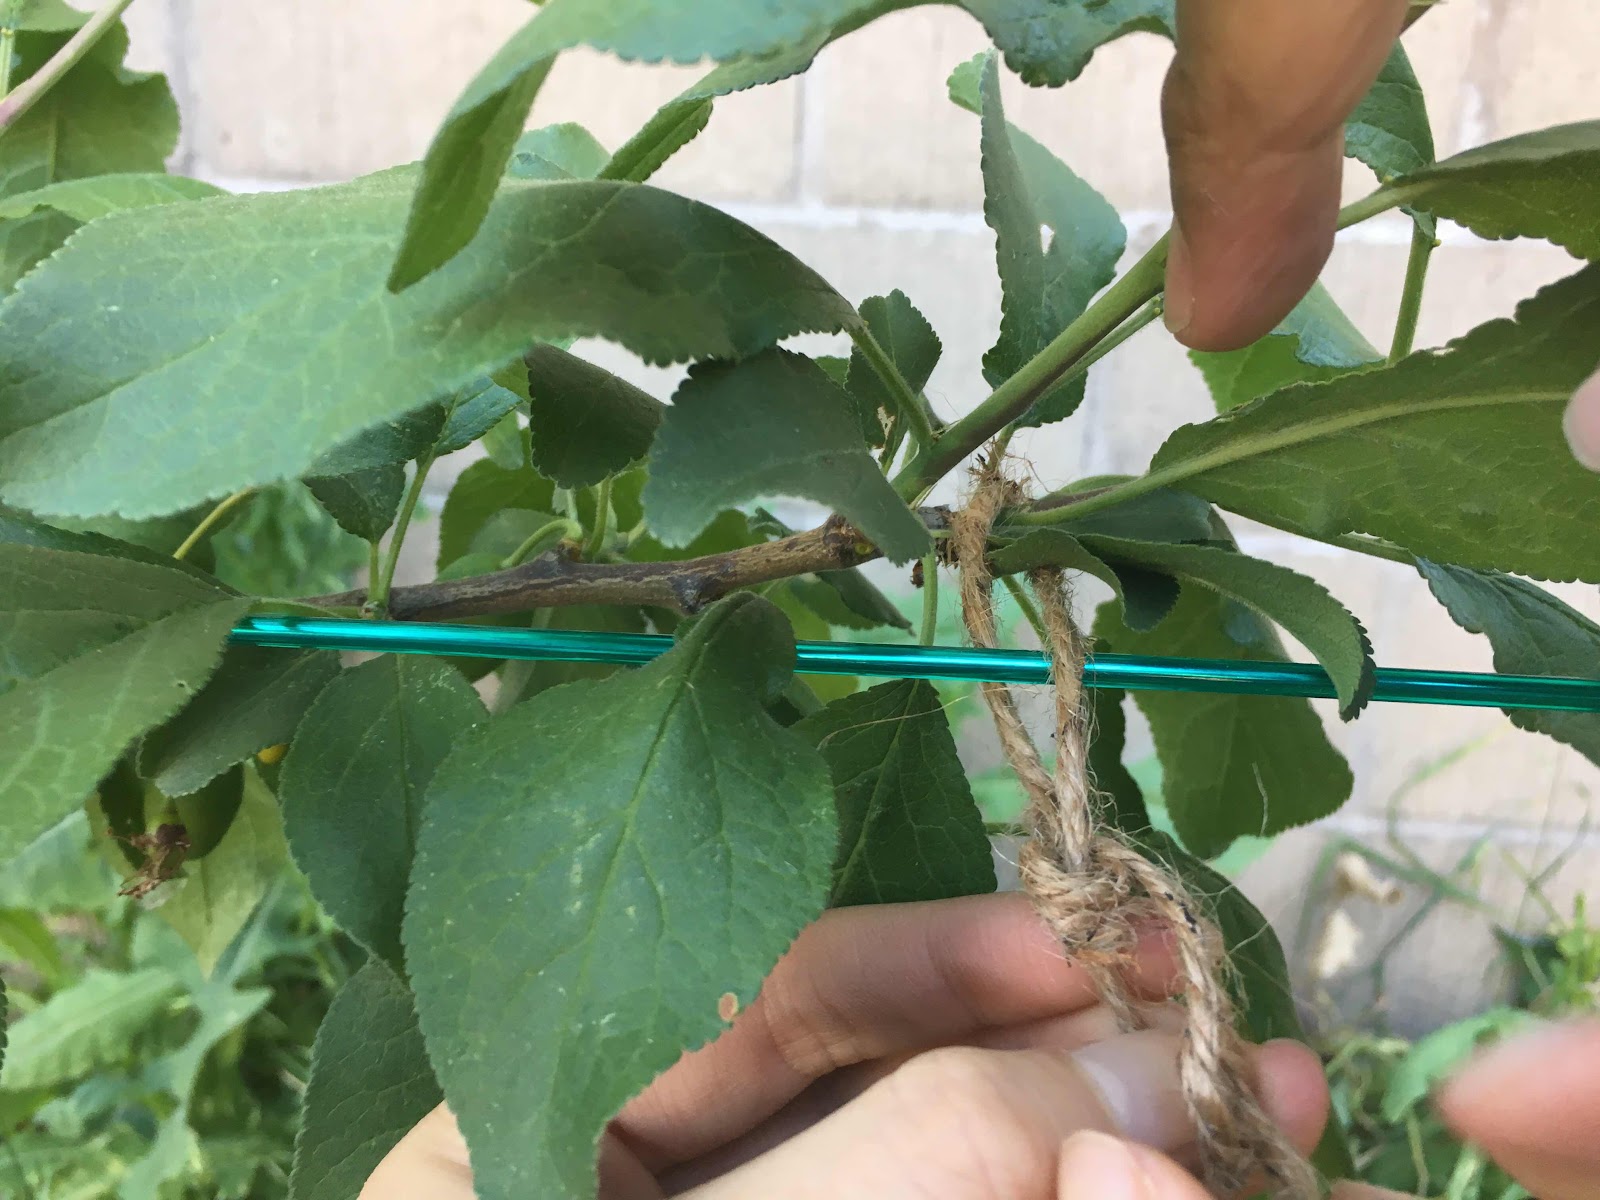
[950, 453, 1317, 1200]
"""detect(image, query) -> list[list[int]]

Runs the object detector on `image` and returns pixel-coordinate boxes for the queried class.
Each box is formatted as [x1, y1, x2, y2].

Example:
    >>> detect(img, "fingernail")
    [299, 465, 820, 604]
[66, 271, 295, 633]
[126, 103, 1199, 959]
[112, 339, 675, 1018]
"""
[1163, 223, 1195, 337]
[1072, 1036, 1190, 1148]
[1564, 375, 1600, 470]
[1059, 1131, 1154, 1200]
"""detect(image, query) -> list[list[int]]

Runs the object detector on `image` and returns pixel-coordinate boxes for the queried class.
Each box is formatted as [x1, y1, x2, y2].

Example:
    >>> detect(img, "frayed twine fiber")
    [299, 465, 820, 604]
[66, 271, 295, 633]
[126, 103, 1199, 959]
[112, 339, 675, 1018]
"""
[950, 452, 1317, 1200]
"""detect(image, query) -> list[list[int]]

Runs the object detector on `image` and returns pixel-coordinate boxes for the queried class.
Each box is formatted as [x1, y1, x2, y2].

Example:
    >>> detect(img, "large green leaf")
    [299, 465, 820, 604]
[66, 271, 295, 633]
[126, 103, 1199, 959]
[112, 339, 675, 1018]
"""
[138, 646, 340, 797]
[798, 679, 995, 906]
[280, 657, 485, 970]
[952, 53, 1125, 425]
[526, 342, 664, 487]
[0, 172, 853, 520]
[643, 350, 931, 563]
[305, 466, 407, 542]
[0, 173, 222, 222]
[1095, 589, 1353, 858]
[290, 961, 443, 1200]
[0, 968, 183, 1090]
[405, 594, 836, 1200]
[1078, 536, 1376, 716]
[388, 0, 866, 287]
[0, 543, 248, 857]
[1419, 562, 1600, 765]
[1148, 265, 1600, 581]
[844, 290, 942, 445]
[1376, 123, 1600, 258]
[1190, 283, 1382, 412]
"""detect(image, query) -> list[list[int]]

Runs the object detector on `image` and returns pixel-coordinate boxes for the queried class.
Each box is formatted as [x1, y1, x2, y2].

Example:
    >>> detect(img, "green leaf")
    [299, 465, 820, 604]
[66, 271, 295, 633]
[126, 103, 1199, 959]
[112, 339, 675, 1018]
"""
[280, 657, 485, 970]
[1379, 122, 1600, 258]
[1078, 536, 1376, 716]
[405, 593, 836, 1200]
[1026, 480, 1218, 545]
[1095, 589, 1353, 858]
[953, 53, 1125, 425]
[0, 172, 853, 520]
[137, 644, 341, 798]
[526, 342, 665, 487]
[308, 407, 448, 477]
[788, 572, 911, 632]
[1419, 563, 1600, 766]
[437, 459, 557, 569]
[1190, 283, 1382, 411]
[643, 350, 931, 564]
[290, 960, 443, 1200]
[0, 811, 117, 911]
[958, 0, 1173, 84]
[498, 606, 652, 705]
[306, 465, 407, 541]
[1085, 688, 1151, 834]
[797, 679, 994, 906]
[0, 909, 66, 988]
[1382, 1008, 1534, 1121]
[0, 173, 222, 222]
[844, 290, 942, 445]
[602, 97, 712, 183]
[0, 543, 248, 857]
[991, 529, 1179, 633]
[388, 0, 867, 287]
[1345, 42, 1436, 183]
[0, 968, 183, 1090]
[155, 767, 288, 977]
[436, 376, 527, 457]
[1149, 265, 1600, 582]
[506, 122, 611, 181]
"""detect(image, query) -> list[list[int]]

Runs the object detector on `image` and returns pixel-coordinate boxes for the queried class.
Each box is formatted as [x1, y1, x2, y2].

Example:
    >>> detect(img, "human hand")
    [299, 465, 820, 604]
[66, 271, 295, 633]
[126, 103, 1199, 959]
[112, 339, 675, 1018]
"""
[360, 893, 1328, 1198]
[1161, 0, 1600, 468]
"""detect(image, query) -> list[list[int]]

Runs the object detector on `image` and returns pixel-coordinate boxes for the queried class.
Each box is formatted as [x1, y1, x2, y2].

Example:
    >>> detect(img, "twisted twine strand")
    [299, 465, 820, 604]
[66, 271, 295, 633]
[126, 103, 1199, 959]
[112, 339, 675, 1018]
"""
[951, 455, 1317, 1199]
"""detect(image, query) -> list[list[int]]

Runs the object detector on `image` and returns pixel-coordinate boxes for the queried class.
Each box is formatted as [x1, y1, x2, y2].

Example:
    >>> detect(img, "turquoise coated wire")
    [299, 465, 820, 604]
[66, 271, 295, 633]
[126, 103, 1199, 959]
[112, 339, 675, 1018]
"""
[232, 614, 1600, 713]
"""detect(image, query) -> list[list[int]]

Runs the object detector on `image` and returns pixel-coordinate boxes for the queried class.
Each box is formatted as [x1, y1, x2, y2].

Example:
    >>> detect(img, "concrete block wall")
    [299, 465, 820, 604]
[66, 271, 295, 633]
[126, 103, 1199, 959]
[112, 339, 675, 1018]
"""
[121, 1, 1599, 1032]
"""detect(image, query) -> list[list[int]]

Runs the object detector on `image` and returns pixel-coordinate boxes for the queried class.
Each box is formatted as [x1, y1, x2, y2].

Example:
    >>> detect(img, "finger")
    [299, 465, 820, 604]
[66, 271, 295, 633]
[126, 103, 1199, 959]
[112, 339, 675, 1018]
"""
[1056, 1131, 1216, 1200]
[658, 1002, 1189, 1189]
[1436, 1017, 1600, 1200]
[1162, 0, 1408, 350]
[1330, 1185, 1416, 1200]
[676, 1033, 1327, 1199]
[359, 1105, 473, 1200]
[616, 893, 1180, 1170]
[1566, 366, 1600, 470]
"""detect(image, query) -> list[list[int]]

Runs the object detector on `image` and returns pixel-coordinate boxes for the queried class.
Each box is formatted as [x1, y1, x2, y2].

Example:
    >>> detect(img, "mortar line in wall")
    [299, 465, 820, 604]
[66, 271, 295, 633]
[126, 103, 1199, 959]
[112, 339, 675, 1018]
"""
[1318, 809, 1600, 850]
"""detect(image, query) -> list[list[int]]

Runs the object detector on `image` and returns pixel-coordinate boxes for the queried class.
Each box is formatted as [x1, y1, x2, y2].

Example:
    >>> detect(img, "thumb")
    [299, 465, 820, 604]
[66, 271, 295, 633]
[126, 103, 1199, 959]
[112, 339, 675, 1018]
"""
[1565, 367, 1600, 471]
[1056, 1131, 1213, 1200]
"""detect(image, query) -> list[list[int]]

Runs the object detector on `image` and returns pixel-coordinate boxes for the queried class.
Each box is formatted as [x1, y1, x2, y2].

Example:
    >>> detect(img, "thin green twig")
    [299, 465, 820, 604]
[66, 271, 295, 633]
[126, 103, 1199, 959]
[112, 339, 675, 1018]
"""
[172, 488, 253, 561]
[850, 321, 936, 452]
[0, 1, 25, 100]
[503, 517, 582, 569]
[583, 476, 613, 561]
[918, 552, 939, 646]
[1389, 221, 1436, 363]
[366, 455, 434, 617]
[1001, 574, 1047, 645]
[0, 0, 137, 133]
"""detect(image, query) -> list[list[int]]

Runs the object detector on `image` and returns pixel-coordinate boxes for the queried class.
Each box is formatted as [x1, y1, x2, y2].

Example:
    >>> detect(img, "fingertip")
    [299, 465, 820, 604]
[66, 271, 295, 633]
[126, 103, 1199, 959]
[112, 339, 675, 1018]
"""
[1253, 1039, 1332, 1156]
[1059, 1131, 1214, 1200]
[1564, 367, 1600, 470]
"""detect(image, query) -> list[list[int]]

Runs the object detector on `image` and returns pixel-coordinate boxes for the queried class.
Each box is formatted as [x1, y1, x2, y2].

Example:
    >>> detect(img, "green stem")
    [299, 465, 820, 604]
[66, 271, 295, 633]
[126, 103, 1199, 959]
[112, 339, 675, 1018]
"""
[366, 455, 434, 617]
[0, 1, 24, 99]
[878, 414, 907, 478]
[1389, 221, 1435, 363]
[850, 321, 936, 451]
[367, 539, 382, 591]
[1336, 186, 1405, 232]
[583, 476, 613, 560]
[918, 552, 939, 646]
[0, 0, 137, 132]
[172, 488, 253, 561]
[503, 517, 582, 569]
[1001, 574, 1048, 645]
[894, 236, 1170, 501]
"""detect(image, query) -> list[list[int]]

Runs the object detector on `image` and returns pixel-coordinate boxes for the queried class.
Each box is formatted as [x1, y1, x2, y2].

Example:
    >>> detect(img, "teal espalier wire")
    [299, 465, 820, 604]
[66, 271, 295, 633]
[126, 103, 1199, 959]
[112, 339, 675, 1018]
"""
[231, 614, 1600, 713]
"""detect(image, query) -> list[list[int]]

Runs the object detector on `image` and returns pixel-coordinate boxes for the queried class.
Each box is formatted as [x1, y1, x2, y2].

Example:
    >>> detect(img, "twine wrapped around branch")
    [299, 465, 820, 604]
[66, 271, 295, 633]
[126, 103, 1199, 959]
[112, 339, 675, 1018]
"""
[950, 453, 1318, 1199]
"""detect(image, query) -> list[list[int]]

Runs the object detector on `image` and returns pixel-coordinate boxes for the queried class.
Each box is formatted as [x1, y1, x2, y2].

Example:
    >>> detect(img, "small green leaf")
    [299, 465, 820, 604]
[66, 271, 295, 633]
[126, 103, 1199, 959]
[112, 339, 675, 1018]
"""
[306, 465, 407, 542]
[435, 376, 527, 457]
[526, 342, 665, 487]
[437, 460, 556, 569]
[506, 122, 611, 181]
[1345, 42, 1436, 183]
[798, 679, 994, 906]
[990, 529, 1179, 633]
[644, 350, 931, 564]
[137, 646, 340, 797]
[1381, 1008, 1534, 1121]
[1379, 122, 1600, 258]
[1419, 563, 1600, 766]
[290, 960, 443, 1200]
[390, 0, 868, 287]
[280, 657, 485, 970]
[1025, 481, 1217, 545]
[0, 968, 183, 1090]
[155, 767, 288, 977]
[844, 290, 942, 445]
[405, 593, 836, 1200]
[0, 172, 853, 520]
[0, 173, 222, 222]
[0, 543, 248, 857]
[0, 811, 117, 911]
[1078, 536, 1376, 717]
[603, 97, 712, 182]
[958, 0, 1172, 84]
[172, 767, 246, 860]
[1085, 688, 1150, 834]
[954, 53, 1125, 425]
[788, 572, 911, 632]
[1095, 589, 1353, 858]
[1190, 283, 1382, 411]
[1150, 265, 1600, 581]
